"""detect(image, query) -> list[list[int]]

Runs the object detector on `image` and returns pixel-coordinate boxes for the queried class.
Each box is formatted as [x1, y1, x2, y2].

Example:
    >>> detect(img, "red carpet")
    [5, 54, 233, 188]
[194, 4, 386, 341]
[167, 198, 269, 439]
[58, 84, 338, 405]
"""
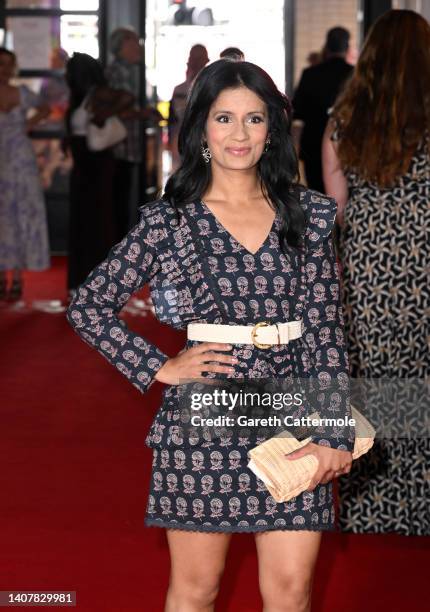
[1, 258, 428, 611]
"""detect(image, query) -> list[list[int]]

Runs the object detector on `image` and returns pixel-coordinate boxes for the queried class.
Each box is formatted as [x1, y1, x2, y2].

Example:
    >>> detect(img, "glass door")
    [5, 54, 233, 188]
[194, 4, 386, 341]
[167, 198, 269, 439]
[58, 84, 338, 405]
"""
[1, 0, 106, 253]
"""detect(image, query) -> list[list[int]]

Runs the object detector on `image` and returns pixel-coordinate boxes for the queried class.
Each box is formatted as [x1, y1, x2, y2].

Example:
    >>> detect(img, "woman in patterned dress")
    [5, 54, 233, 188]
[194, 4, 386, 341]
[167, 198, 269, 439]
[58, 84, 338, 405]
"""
[68, 60, 355, 611]
[0, 48, 50, 300]
[322, 9, 430, 535]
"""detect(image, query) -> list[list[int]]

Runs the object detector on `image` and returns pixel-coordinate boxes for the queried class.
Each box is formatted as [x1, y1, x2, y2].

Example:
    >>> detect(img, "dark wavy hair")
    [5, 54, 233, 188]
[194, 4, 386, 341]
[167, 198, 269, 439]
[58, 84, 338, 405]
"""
[163, 59, 305, 250]
[332, 10, 430, 187]
[0, 47, 16, 63]
[65, 53, 106, 134]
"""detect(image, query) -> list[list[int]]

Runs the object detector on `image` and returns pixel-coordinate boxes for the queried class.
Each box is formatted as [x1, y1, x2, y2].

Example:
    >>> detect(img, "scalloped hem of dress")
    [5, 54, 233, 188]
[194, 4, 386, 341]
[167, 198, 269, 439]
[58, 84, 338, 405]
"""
[144, 518, 336, 534]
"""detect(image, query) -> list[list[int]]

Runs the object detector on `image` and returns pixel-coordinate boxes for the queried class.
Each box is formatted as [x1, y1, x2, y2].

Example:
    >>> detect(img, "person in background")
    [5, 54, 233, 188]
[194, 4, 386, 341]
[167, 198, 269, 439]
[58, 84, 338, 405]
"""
[292, 26, 353, 193]
[219, 46, 245, 61]
[106, 27, 161, 243]
[306, 51, 321, 67]
[168, 44, 209, 170]
[322, 9, 430, 536]
[0, 48, 50, 301]
[39, 47, 69, 125]
[65, 52, 133, 298]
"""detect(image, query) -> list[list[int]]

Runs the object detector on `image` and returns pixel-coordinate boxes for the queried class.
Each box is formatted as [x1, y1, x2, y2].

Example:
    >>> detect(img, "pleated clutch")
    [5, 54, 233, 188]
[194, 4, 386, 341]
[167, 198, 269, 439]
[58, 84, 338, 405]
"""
[247, 405, 376, 503]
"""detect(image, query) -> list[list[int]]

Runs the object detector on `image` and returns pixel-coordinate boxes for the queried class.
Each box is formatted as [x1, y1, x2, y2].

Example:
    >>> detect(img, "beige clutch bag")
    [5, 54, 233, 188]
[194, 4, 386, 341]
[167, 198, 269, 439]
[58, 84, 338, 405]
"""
[247, 405, 376, 503]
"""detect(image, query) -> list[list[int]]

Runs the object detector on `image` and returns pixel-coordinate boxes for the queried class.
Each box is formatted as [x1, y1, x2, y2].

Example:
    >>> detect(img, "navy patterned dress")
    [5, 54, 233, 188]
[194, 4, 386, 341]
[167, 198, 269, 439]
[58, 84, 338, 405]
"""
[67, 189, 354, 533]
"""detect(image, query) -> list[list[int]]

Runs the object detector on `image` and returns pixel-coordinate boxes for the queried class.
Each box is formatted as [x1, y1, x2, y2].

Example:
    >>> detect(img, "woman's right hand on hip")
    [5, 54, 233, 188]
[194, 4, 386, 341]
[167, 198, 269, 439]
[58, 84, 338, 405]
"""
[154, 342, 237, 385]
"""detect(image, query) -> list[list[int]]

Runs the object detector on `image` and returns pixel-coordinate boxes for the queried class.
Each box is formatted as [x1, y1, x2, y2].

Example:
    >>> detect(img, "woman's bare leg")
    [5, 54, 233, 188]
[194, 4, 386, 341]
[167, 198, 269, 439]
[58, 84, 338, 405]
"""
[8, 268, 23, 300]
[164, 529, 232, 612]
[255, 530, 322, 612]
[12, 268, 22, 283]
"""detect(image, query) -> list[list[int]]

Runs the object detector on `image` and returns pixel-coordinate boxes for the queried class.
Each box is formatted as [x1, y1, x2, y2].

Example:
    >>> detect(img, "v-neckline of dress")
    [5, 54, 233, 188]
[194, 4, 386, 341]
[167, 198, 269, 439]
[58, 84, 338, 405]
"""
[199, 199, 277, 257]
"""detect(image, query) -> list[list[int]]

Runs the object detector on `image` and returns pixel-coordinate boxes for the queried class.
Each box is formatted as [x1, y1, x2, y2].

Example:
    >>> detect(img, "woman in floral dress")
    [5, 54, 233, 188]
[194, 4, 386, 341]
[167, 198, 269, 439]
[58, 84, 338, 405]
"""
[0, 48, 50, 300]
[68, 59, 354, 611]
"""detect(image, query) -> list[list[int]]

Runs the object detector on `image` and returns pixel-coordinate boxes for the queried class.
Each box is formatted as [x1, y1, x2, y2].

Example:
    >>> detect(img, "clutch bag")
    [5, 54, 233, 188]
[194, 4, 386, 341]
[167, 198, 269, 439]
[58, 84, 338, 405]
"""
[87, 115, 127, 151]
[247, 405, 375, 503]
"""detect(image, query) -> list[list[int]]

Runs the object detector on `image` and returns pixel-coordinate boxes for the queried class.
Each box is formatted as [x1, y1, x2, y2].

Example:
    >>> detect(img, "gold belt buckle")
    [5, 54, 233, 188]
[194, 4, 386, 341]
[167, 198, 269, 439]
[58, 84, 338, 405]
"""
[251, 321, 273, 349]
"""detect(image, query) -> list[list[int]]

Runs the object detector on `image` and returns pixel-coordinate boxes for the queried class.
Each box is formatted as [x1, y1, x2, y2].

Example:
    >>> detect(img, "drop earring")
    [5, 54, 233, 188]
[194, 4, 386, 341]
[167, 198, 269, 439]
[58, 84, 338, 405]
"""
[201, 143, 211, 163]
[263, 137, 271, 153]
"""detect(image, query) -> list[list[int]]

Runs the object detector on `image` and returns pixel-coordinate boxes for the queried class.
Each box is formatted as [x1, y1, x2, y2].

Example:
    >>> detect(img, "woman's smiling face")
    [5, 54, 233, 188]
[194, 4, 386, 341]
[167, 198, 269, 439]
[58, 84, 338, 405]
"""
[204, 86, 269, 172]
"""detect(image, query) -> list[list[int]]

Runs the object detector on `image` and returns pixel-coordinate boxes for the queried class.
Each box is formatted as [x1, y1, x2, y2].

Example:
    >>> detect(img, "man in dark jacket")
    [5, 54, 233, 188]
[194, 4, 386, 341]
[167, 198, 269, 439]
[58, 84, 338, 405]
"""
[292, 27, 353, 193]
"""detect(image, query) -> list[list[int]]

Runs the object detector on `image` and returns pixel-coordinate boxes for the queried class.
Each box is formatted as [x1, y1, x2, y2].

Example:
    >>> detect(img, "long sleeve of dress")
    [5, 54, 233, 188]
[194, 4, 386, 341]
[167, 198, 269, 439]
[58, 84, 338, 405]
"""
[66, 207, 170, 394]
[301, 193, 355, 452]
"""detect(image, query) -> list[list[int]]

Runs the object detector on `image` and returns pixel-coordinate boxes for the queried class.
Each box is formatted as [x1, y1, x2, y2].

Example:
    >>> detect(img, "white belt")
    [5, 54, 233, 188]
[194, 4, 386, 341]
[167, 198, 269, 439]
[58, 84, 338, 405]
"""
[187, 320, 303, 350]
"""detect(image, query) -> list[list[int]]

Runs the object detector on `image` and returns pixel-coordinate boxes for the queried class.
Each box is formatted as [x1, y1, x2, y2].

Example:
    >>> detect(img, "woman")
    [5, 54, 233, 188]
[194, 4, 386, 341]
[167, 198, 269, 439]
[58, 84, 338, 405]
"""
[65, 52, 133, 297]
[322, 9, 430, 535]
[0, 48, 50, 301]
[68, 60, 354, 611]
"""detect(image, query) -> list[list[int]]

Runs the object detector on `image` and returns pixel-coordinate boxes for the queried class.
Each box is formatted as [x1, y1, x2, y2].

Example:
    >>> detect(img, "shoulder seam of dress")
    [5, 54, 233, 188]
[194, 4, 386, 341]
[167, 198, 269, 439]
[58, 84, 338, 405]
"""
[138, 198, 178, 224]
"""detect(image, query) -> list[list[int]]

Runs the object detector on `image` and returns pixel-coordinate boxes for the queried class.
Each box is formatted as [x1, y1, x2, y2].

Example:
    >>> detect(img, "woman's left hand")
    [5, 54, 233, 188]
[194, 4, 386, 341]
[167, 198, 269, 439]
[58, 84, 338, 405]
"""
[285, 443, 352, 491]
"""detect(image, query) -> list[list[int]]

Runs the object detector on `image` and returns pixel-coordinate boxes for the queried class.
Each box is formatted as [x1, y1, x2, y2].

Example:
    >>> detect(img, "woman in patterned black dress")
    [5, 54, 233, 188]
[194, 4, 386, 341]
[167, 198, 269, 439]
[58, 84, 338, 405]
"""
[68, 60, 355, 611]
[323, 9, 430, 535]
